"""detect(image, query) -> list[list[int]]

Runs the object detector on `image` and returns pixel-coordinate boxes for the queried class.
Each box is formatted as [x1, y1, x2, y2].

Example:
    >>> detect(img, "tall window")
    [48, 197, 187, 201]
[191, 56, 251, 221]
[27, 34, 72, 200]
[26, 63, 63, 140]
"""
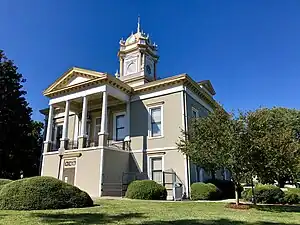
[116, 114, 125, 141]
[150, 106, 162, 137]
[150, 157, 163, 184]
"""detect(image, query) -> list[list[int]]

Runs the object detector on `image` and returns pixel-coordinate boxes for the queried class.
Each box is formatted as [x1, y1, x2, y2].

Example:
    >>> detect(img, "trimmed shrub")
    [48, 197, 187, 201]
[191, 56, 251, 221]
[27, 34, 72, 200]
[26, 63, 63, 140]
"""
[191, 182, 222, 200]
[286, 188, 300, 196]
[0, 176, 93, 210]
[255, 186, 284, 204]
[241, 188, 253, 202]
[0, 179, 12, 191]
[125, 180, 167, 200]
[205, 179, 243, 199]
[0, 179, 12, 186]
[284, 192, 300, 205]
[242, 184, 284, 204]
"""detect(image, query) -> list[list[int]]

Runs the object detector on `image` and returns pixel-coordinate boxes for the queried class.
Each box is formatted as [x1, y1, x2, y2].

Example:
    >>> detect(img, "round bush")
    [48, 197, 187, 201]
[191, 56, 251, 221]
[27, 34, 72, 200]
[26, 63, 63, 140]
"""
[255, 186, 284, 204]
[284, 192, 300, 205]
[0, 179, 12, 192]
[242, 184, 283, 203]
[0, 179, 12, 186]
[0, 176, 93, 210]
[125, 180, 167, 200]
[191, 183, 222, 200]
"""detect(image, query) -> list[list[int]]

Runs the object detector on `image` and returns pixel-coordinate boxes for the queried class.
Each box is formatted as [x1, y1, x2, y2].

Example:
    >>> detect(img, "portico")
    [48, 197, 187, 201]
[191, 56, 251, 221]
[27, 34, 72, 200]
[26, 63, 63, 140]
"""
[43, 69, 132, 154]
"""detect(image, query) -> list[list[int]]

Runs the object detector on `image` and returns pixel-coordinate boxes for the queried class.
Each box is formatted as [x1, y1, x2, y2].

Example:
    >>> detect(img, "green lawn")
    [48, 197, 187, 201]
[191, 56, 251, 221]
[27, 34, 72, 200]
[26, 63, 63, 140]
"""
[1, 199, 300, 224]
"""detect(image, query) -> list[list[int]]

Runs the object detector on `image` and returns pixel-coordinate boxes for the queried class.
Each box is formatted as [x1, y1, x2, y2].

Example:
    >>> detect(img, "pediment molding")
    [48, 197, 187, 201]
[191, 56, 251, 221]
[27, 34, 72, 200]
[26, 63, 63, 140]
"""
[43, 67, 105, 96]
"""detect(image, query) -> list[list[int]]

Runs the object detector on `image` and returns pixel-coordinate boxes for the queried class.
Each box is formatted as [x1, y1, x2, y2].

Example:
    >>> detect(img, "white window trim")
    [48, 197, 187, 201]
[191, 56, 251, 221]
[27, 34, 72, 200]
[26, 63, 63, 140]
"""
[192, 107, 199, 118]
[113, 111, 126, 141]
[147, 104, 164, 139]
[147, 155, 165, 183]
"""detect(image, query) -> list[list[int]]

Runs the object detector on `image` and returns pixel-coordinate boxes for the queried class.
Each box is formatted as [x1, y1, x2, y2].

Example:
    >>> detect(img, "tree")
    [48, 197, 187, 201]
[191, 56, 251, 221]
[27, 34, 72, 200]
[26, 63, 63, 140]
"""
[178, 106, 253, 205]
[0, 50, 42, 179]
[178, 106, 230, 178]
[247, 107, 300, 187]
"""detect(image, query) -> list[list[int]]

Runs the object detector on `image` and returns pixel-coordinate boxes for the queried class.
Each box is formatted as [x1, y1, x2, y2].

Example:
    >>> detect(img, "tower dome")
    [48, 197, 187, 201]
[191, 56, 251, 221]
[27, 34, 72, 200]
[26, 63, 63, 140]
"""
[117, 17, 159, 87]
[120, 17, 156, 49]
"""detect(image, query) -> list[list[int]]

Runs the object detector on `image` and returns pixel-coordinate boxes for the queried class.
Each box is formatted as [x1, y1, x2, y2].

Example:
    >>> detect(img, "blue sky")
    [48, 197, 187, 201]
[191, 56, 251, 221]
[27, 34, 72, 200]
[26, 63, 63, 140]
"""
[1, 0, 300, 121]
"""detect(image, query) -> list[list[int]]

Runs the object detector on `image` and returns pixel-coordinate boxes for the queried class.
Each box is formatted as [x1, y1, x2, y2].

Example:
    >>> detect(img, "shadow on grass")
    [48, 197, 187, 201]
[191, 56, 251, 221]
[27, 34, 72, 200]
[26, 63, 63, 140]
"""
[130, 219, 300, 225]
[0, 214, 7, 220]
[254, 205, 300, 213]
[32, 213, 300, 225]
[33, 212, 144, 224]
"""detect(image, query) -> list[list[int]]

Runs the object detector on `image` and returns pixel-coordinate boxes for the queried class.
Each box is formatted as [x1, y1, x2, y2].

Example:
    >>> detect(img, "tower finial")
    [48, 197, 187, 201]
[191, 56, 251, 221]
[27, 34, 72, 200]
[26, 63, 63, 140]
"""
[137, 15, 141, 33]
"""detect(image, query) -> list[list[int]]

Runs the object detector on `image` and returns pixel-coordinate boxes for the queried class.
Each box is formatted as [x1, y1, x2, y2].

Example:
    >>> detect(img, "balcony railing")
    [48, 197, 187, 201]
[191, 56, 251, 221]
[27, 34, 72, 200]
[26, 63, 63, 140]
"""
[107, 139, 130, 151]
[67, 141, 78, 150]
[47, 138, 130, 152]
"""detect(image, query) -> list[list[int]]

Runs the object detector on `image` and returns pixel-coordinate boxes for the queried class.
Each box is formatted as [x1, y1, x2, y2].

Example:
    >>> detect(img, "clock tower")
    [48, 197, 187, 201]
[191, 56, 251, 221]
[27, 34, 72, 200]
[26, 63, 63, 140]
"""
[117, 18, 159, 87]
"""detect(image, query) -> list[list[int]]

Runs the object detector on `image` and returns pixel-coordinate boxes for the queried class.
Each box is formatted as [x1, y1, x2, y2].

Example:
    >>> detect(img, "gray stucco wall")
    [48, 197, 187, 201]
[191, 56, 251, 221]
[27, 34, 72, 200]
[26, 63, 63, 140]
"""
[101, 149, 129, 196]
[75, 149, 102, 197]
[130, 91, 183, 152]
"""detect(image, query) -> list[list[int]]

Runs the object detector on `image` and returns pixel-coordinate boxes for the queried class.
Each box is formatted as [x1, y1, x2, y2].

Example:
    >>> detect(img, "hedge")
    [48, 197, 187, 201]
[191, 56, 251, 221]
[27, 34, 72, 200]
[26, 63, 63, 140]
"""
[242, 184, 284, 204]
[255, 187, 284, 204]
[0, 176, 93, 210]
[125, 180, 167, 200]
[191, 183, 221, 200]
[284, 192, 300, 205]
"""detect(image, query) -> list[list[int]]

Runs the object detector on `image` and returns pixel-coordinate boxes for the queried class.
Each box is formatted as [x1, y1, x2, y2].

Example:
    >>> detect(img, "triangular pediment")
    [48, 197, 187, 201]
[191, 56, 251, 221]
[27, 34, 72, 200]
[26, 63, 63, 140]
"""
[44, 67, 105, 95]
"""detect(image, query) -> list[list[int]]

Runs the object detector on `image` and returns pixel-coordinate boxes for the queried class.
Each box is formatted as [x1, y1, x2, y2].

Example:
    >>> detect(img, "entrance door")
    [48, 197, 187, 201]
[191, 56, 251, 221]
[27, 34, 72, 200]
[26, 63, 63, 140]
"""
[62, 158, 76, 185]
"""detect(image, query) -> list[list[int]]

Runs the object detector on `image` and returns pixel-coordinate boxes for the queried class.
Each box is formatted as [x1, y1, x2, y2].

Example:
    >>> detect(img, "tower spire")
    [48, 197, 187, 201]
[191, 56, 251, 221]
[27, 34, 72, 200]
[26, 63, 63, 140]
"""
[137, 16, 141, 33]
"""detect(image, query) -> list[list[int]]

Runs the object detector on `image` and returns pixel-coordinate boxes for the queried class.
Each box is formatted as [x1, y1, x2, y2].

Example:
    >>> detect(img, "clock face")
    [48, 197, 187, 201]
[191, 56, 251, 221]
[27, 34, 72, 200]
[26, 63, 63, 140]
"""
[146, 65, 152, 75]
[125, 59, 137, 75]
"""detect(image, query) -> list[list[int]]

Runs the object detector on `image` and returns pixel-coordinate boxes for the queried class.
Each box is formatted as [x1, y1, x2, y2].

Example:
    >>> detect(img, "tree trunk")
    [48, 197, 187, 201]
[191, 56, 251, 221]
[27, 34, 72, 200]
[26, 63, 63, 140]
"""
[235, 183, 240, 205]
[278, 178, 285, 188]
[251, 179, 256, 205]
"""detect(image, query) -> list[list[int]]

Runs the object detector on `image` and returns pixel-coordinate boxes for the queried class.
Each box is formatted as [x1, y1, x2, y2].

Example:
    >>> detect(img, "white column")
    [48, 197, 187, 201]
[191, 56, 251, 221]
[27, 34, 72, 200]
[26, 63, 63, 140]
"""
[120, 58, 124, 77]
[126, 101, 130, 138]
[184, 155, 190, 198]
[62, 100, 70, 140]
[80, 96, 88, 137]
[73, 115, 79, 141]
[100, 91, 108, 134]
[45, 104, 54, 142]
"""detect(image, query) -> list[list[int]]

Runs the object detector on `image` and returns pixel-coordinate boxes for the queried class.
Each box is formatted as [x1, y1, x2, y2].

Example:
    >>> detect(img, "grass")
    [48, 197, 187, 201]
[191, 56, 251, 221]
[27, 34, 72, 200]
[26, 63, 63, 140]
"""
[1, 199, 300, 224]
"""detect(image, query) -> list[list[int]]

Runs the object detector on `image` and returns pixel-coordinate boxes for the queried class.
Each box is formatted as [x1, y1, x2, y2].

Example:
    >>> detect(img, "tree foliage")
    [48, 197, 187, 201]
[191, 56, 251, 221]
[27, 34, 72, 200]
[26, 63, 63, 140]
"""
[178, 106, 231, 175]
[247, 107, 300, 187]
[179, 105, 300, 204]
[178, 106, 253, 204]
[0, 50, 43, 179]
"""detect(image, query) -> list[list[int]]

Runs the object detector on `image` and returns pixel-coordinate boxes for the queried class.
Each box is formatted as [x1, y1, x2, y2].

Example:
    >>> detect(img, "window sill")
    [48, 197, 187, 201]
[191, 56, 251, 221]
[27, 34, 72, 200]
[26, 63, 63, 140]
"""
[148, 135, 164, 140]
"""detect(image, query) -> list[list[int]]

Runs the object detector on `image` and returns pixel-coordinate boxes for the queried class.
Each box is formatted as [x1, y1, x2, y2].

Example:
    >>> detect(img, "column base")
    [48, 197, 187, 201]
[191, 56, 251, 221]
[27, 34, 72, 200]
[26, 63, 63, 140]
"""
[78, 136, 87, 148]
[60, 138, 69, 150]
[98, 133, 108, 147]
[43, 141, 52, 153]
